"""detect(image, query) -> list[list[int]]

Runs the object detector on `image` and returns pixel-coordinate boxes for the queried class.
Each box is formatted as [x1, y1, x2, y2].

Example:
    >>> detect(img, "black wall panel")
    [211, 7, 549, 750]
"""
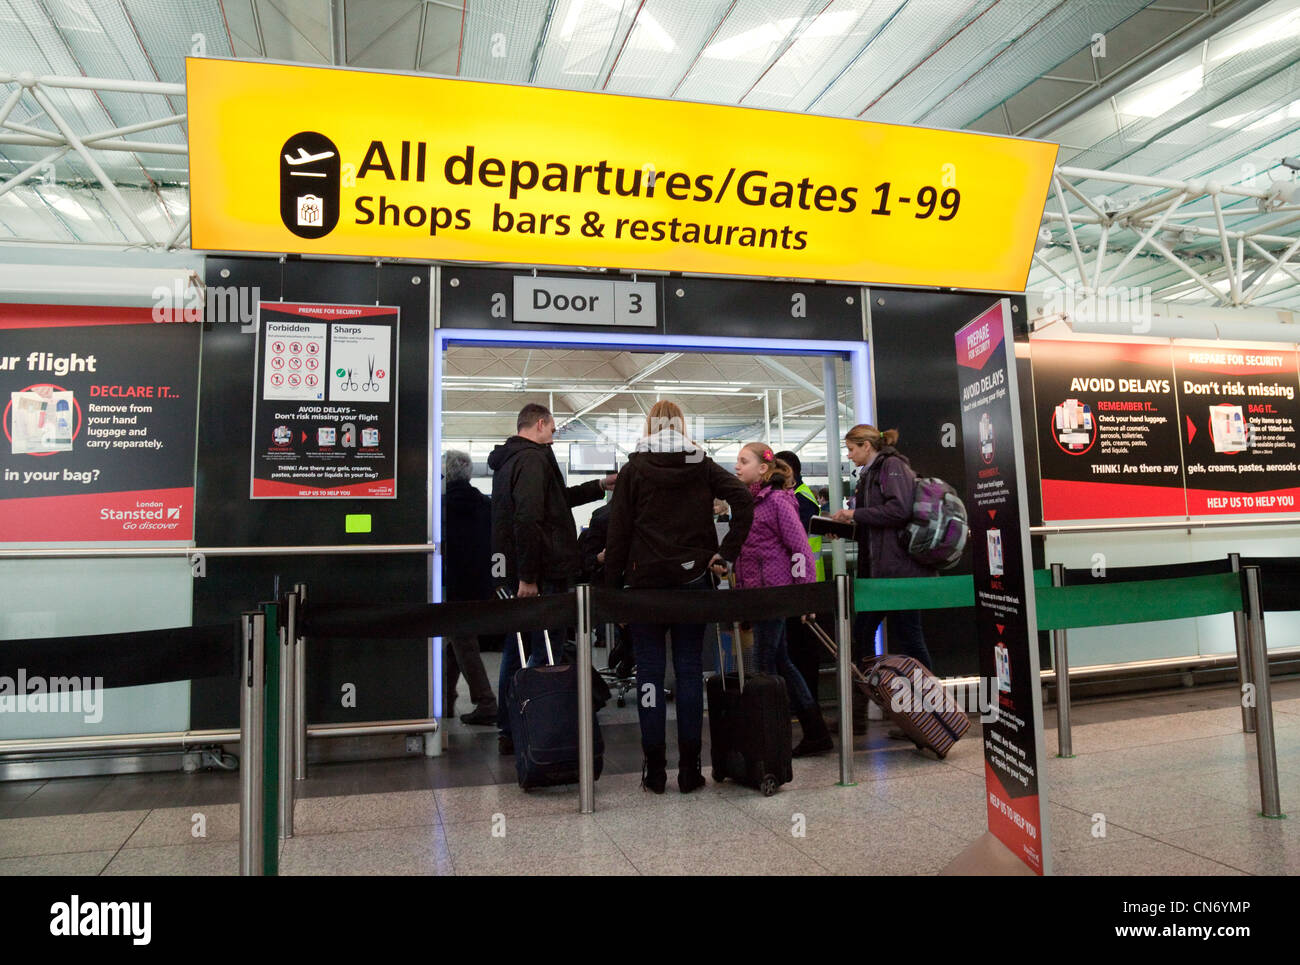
[664, 278, 861, 342]
[191, 257, 431, 729]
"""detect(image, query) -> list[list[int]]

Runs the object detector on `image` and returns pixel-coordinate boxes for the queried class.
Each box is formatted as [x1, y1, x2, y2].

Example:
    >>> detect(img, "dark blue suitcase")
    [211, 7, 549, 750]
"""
[507, 632, 604, 790]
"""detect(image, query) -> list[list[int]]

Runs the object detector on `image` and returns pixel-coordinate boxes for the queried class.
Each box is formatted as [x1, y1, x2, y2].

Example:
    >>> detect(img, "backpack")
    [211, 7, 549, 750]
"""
[903, 477, 968, 570]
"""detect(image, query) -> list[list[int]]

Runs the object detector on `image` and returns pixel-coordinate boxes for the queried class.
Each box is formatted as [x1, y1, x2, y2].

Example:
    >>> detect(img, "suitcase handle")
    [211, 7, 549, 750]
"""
[713, 561, 745, 693]
[497, 586, 557, 667]
[805, 618, 870, 687]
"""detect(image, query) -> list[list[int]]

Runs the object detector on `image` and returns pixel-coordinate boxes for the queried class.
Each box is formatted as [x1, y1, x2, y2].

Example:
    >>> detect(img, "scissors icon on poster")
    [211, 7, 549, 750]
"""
[359, 355, 380, 392]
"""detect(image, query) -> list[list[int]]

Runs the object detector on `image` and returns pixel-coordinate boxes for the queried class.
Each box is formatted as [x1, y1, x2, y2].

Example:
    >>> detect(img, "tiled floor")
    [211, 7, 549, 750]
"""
[2, 677, 1297, 875]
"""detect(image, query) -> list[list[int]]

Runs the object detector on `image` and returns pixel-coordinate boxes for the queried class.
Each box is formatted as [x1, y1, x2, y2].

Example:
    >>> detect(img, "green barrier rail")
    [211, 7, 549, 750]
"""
[1035, 572, 1242, 630]
[854, 570, 1242, 630]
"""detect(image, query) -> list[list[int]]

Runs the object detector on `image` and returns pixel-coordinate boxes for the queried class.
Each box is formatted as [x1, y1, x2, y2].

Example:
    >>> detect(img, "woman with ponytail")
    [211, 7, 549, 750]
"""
[833, 425, 935, 734]
[732, 443, 834, 757]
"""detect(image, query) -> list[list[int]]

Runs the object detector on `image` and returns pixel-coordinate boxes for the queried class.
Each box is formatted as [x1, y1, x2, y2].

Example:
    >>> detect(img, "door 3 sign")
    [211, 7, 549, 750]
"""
[512, 277, 655, 326]
[187, 59, 1058, 292]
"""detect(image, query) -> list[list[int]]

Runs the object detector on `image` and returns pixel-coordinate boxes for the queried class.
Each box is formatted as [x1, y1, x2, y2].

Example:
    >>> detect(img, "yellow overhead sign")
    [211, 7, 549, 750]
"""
[187, 58, 1057, 291]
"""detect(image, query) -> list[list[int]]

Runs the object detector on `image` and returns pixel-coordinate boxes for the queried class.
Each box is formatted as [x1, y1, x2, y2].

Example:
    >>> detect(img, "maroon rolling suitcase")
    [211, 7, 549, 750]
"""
[807, 624, 969, 758]
[861, 655, 969, 757]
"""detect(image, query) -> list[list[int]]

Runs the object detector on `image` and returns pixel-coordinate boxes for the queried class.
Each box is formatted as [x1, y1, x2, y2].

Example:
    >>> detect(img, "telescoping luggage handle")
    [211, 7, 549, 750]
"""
[714, 562, 746, 693]
[496, 586, 557, 667]
[805, 619, 870, 687]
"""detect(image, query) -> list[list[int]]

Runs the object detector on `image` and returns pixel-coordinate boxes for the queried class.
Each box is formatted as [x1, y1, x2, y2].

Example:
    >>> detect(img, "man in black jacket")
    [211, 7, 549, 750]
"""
[488, 403, 615, 754]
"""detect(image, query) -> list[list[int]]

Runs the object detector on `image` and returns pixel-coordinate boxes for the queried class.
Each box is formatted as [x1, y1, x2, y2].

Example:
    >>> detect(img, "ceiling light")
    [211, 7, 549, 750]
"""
[1117, 64, 1203, 118]
[1209, 8, 1300, 61]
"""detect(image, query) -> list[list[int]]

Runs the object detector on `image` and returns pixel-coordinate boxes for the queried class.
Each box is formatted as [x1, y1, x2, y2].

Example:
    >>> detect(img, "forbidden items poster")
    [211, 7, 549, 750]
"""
[250, 302, 398, 499]
[1031, 340, 1187, 520]
[0, 305, 199, 541]
[1174, 345, 1300, 515]
[956, 301, 1050, 875]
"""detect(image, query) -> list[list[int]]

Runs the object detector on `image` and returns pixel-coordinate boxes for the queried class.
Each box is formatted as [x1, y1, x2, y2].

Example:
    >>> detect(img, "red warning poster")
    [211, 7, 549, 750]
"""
[0, 304, 200, 541]
[1174, 345, 1300, 515]
[1031, 339, 1186, 520]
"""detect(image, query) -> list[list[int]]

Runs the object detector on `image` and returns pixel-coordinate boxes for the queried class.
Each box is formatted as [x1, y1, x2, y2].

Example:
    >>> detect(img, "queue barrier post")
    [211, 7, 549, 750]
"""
[1227, 554, 1256, 734]
[1050, 563, 1074, 759]
[293, 582, 308, 781]
[575, 583, 595, 815]
[260, 601, 281, 876]
[1242, 566, 1286, 819]
[239, 609, 265, 876]
[835, 573, 856, 787]
[280, 590, 298, 838]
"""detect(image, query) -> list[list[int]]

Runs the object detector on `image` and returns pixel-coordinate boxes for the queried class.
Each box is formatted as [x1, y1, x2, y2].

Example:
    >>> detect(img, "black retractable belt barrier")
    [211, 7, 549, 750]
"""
[300, 591, 575, 640]
[1238, 556, 1300, 613]
[591, 582, 834, 627]
[1061, 557, 1232, 586]
[0, 624, 238, 690]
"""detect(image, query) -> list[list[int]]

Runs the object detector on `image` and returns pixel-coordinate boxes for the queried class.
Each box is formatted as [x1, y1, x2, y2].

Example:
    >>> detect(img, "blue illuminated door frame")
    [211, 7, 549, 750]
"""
[430, 327, 873, 716]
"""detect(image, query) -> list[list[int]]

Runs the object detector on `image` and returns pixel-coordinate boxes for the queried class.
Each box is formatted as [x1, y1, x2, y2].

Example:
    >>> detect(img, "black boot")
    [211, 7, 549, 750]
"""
[793, 704, 834, 757]
[641, 743, 667, 794]
[852, 686, 869, 736]
[677, 738, 706, 794]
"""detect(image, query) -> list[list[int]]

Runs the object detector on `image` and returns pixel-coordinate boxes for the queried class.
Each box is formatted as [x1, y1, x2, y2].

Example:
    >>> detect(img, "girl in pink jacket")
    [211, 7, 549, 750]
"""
[732, 443, 833, 757]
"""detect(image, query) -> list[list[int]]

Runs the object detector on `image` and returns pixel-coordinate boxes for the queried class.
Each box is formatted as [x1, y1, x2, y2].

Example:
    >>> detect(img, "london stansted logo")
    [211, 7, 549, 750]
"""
[280, 132, 340, 239]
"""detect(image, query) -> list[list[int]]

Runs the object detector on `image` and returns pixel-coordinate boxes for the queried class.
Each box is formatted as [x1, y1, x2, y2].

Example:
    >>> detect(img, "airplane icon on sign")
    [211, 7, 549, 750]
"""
[284, 147, 336, 176]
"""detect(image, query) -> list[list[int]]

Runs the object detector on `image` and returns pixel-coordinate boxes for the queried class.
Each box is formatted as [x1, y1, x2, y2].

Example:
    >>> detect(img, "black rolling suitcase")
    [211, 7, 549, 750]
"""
[507, 630, 605, 790]
[706, 620, 793, 796]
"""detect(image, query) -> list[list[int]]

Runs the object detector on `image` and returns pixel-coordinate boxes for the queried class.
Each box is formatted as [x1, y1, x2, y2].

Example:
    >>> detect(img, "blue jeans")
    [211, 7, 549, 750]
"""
[629, 572, 711, 747]
[751, 618, 816, 714]
[499, 579, 569, 739]
[853, 610, 933, 671]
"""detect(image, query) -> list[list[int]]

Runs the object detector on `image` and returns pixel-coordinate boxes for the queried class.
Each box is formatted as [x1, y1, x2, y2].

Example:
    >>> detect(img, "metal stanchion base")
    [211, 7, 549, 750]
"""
[940, 831, 1039, 876]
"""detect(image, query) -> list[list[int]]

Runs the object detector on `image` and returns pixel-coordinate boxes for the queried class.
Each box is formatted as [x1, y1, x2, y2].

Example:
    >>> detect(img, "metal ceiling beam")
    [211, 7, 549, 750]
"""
[738, 0, 834, 105]
[804, 0, 907, 113]
[669, 1, 737, 99]
[856, 0, 1001, 118]
[755, 356, 852, 419]
[1039, 164, 1300, 309]
[600, 0, 647, 91]
[1022, 0, 1273, 138]
[331, 0, 348, 65]
[0, 74, 190, 246]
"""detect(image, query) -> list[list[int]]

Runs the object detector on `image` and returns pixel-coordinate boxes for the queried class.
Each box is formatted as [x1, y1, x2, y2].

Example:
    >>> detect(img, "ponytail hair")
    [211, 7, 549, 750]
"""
[741, 442, 794, 490]
[845, 424, 899, 450]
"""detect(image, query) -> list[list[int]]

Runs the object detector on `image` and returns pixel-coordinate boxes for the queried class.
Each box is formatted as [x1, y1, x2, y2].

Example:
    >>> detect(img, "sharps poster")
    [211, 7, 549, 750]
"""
[250, 302, 398, 499]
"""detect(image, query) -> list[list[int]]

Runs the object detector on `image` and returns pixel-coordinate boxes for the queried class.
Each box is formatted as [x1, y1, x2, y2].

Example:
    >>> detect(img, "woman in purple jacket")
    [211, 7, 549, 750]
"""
[833, 424, 936, 737]
[732, 443, 834, 757]
[833, 424, 936, 655]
